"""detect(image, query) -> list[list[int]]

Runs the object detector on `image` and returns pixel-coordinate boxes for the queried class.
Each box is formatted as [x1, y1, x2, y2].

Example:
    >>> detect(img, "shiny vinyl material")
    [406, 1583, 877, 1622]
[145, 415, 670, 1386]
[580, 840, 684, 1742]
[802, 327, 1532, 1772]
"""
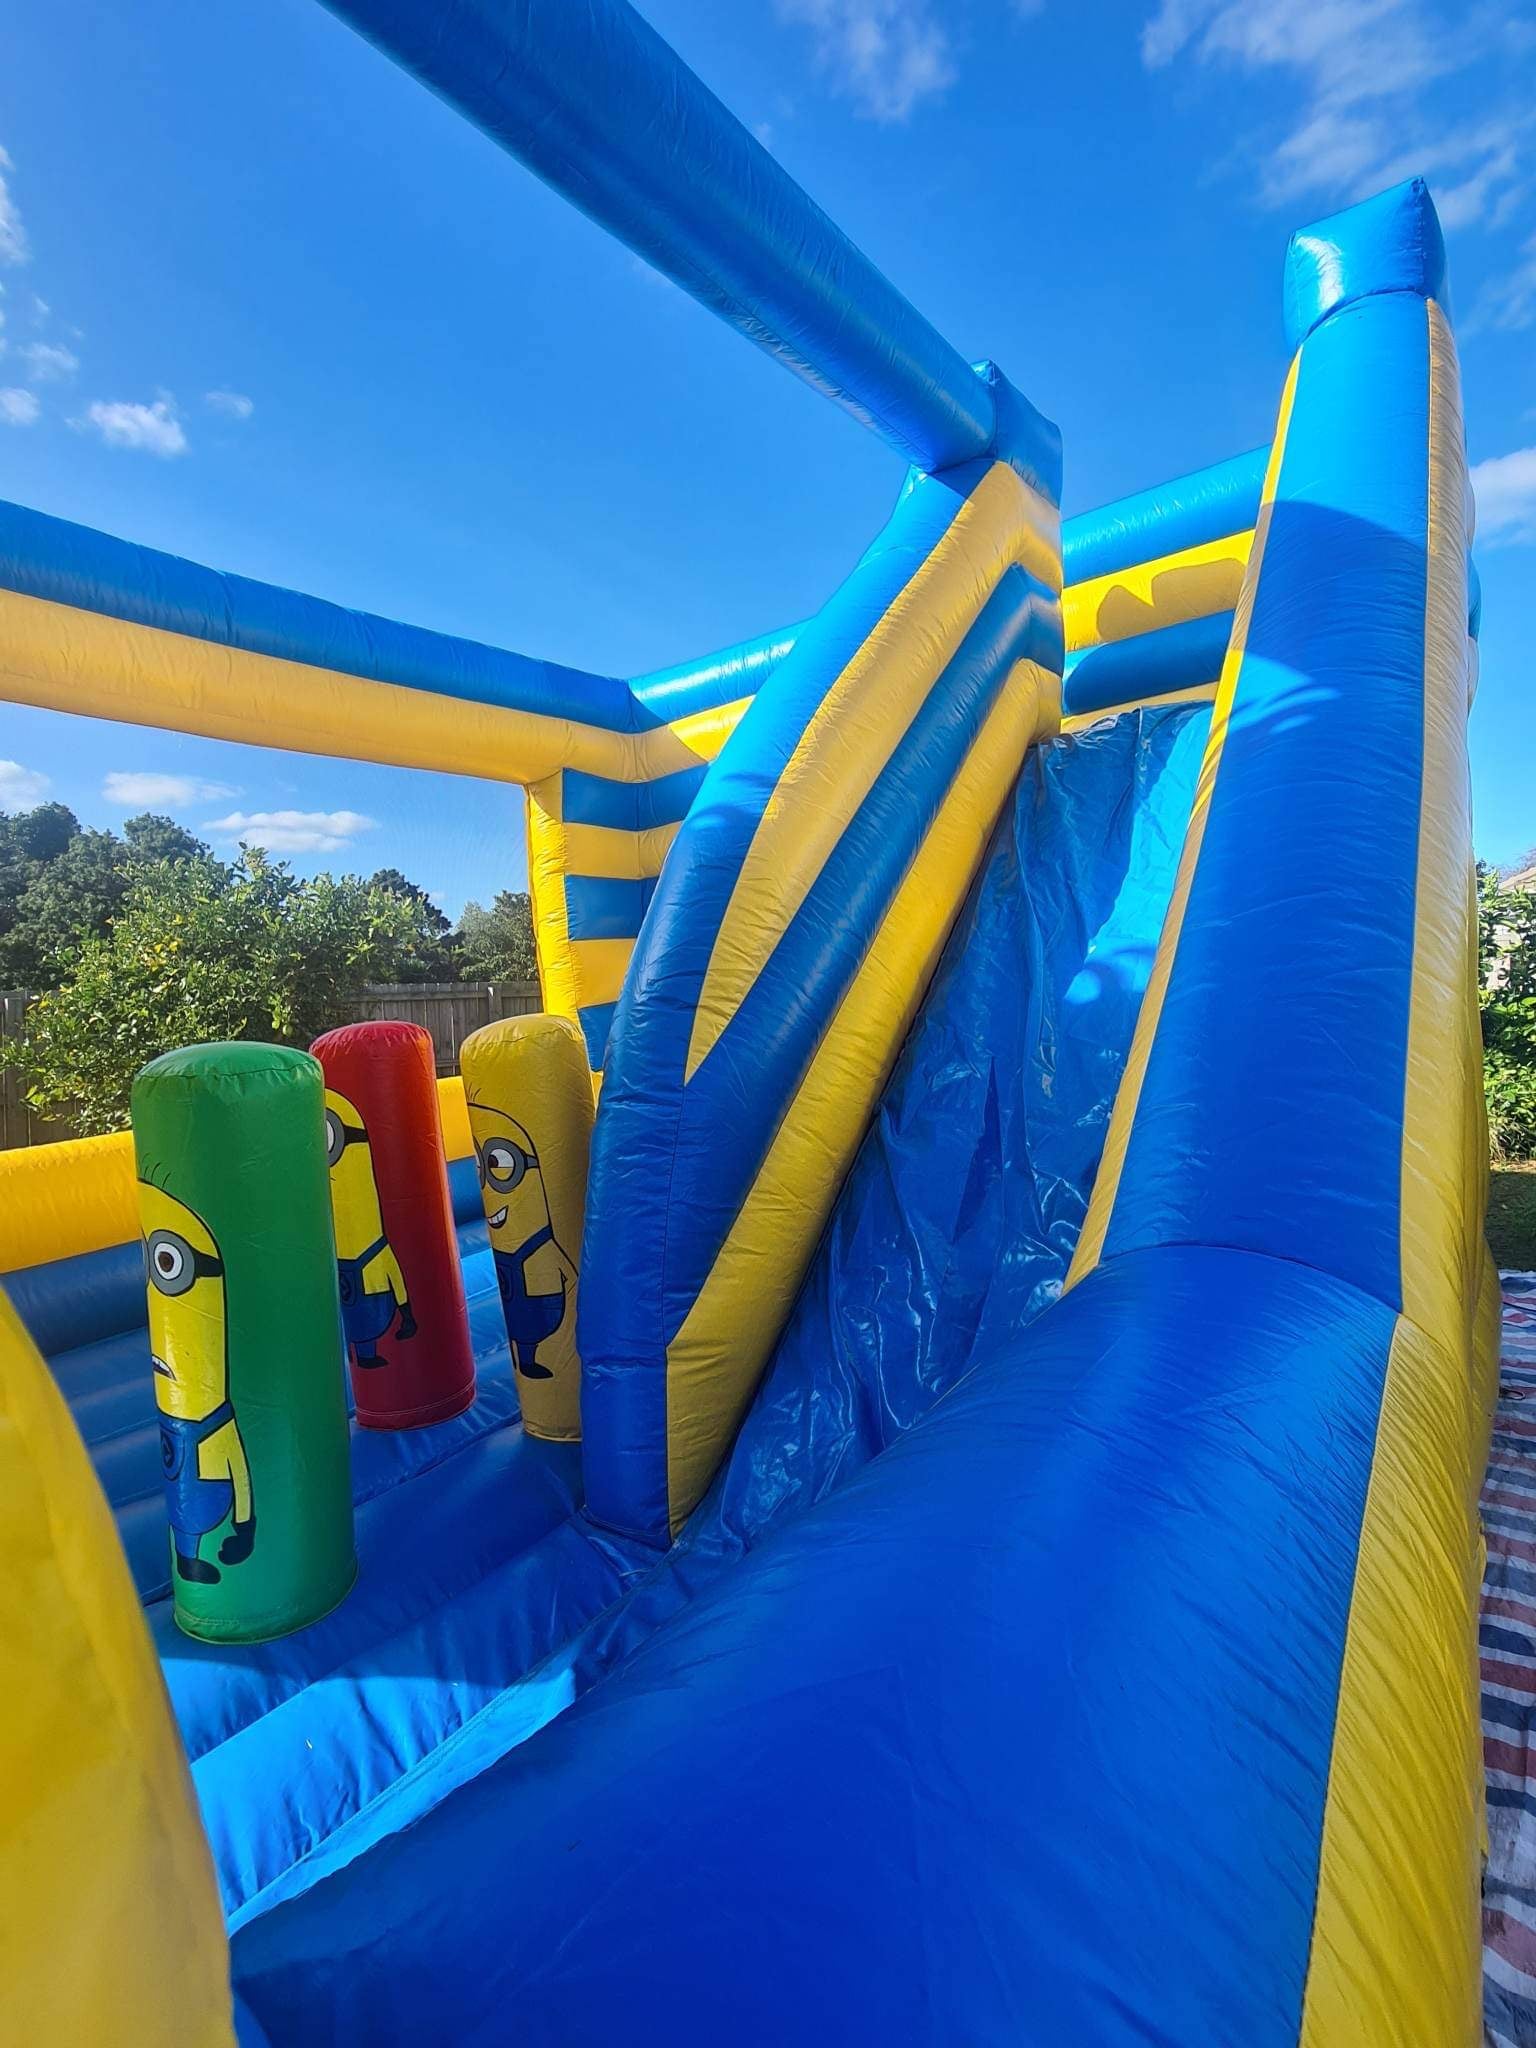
[312, 1022, 476, 1429]
[0, 5, 1495, 2030]
[132, 1044, 356, 1642]
[459, 1013, 592, 1442]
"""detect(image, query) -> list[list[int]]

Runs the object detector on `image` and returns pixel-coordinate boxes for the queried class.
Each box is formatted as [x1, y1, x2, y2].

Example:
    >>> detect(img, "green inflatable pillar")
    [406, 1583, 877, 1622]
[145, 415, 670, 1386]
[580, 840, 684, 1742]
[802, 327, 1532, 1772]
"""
[132, 1042, 356, 1642]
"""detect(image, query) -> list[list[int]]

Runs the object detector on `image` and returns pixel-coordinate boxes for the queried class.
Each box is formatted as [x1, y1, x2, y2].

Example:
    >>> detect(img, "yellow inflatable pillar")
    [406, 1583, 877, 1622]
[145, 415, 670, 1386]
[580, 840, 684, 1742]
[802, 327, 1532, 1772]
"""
[0, 1289, 234, 2045]
[459, 1014, 593, 1441]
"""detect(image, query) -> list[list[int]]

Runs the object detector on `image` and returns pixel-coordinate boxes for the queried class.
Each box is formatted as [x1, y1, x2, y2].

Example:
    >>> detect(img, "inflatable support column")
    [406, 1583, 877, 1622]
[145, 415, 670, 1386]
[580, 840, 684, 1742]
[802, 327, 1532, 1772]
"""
[132, 1042, 356, 1644]
[312, 1020, 475, 1429]
[460, 1013, 592, 1442]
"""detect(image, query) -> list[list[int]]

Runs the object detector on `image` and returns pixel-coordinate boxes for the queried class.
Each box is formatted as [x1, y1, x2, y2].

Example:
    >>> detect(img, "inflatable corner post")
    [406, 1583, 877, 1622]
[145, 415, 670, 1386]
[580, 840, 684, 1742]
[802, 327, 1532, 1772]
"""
[460, 1013, 592, 1441]
[132, 1042, 356, 1642]
[0, 0, 1498, 2035]
[312, 1020, 475, 1429]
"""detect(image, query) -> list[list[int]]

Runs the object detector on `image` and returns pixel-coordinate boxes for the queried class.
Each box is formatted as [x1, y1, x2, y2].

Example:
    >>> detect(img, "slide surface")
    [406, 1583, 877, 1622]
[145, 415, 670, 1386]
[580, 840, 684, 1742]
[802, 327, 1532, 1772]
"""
[230, 700, 1209, 2036]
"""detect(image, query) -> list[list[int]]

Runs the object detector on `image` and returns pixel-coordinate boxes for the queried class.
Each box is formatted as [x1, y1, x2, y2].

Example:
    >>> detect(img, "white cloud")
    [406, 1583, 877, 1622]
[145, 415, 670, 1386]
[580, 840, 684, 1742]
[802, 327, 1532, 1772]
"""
[0, 145, 29, 266]
[204, 389, 254, 420]
[102, 771, 238, 807]
[204, 808, 378, 855]
[0, 386, 38, 426]
[1470, 445, 1536, 546]
[1139, 0, 1534, 223]
[0, 759, 49, 808]
[1467, 230, 1536, 334]
[18, 340, 77, 383]
[776, 0, 957, 122]
[74, 395, 188, 457]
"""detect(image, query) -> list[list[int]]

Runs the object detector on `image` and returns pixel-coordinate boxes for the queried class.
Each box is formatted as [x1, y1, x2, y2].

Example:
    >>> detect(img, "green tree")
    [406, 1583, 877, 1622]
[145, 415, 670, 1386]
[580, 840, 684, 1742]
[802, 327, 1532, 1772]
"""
[3, 851, 450, 1135]
[123, 811, 210, 865]
[1479, 862, 1536, 1163]
[0, 806, 210, 986]
[368, 866, 459, 980]
[456, 890, 536, 982]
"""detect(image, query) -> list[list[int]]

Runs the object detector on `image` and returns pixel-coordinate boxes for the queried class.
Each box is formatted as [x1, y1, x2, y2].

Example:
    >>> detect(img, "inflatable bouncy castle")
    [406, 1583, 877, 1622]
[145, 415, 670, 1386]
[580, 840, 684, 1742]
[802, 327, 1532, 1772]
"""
[0, 2, 1499, 2043]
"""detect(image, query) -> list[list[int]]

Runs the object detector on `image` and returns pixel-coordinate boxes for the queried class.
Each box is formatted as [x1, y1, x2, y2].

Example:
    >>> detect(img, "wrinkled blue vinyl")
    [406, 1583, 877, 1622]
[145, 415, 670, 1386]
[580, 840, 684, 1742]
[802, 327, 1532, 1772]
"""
[230, 703, 1208, 2034]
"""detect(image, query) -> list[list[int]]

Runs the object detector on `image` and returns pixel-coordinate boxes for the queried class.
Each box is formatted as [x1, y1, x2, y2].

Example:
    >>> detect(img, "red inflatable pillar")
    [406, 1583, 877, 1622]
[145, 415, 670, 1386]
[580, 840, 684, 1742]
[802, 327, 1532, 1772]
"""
[311, 1019, 475, 1429]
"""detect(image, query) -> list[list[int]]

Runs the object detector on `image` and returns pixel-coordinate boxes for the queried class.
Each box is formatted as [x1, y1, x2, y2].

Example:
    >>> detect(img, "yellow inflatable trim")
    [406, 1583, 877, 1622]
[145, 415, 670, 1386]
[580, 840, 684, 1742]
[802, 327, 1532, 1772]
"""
[0, 1075, 475, 1275]
[0, 1289, 234, 2044]
[686, 461, 1061, 1082]
[0, 586, 749, 789]
[1063, 529, 1252, 652]
[664, 655, 1056, 1534]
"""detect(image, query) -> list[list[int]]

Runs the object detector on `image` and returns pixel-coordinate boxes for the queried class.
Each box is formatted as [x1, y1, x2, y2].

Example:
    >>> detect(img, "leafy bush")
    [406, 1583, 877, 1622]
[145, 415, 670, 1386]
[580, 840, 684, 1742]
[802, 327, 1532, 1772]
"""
[1480, 861, 1536, 1164]
[2, 849, 449, 1135]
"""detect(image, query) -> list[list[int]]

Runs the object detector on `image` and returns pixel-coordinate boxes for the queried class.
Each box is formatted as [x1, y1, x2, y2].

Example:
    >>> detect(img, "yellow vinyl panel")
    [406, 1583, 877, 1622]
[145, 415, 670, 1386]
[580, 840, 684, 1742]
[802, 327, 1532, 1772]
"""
[0, 1078, 475, 1276]
[1062, 530, 1252, 652]
[0, 1289, 235, 2046]
[0, 587, 756, 793]
[686, 461, 1060, 1080]
[460, 1013, 593, 1441]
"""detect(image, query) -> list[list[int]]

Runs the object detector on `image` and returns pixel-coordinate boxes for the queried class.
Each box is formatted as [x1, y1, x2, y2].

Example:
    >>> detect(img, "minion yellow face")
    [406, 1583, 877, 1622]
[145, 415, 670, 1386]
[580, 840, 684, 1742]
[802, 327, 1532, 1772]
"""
[139, 1182, 228, 1424]
[471, 1106, 552, 1251]
[324, 1087, 387, 1261]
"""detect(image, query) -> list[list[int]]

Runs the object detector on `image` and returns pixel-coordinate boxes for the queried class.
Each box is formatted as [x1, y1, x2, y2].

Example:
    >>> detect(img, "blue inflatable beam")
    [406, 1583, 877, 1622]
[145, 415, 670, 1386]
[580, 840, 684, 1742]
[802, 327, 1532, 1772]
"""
[320, 0, 997, 473]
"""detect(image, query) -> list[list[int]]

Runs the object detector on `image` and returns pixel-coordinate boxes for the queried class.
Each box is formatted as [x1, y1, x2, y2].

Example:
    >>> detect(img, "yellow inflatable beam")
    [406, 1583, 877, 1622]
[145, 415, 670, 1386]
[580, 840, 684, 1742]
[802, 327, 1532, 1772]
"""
[0, 1075, 475, 1276]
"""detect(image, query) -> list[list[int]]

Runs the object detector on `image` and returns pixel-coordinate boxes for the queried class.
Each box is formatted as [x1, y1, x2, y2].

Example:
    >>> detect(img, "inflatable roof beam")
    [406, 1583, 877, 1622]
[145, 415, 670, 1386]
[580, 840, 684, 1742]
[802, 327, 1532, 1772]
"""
[322, 0, 996, 474]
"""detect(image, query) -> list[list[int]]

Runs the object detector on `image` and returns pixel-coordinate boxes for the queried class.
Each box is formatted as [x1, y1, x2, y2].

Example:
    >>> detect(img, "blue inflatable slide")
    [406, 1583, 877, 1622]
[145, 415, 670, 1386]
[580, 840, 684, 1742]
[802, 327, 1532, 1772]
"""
[0, 2, 1498, 2043]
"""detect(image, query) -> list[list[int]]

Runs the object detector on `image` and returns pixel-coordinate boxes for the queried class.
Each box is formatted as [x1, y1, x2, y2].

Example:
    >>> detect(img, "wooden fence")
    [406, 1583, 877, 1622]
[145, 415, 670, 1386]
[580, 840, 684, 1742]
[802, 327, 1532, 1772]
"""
[0, 981, 542, 1150]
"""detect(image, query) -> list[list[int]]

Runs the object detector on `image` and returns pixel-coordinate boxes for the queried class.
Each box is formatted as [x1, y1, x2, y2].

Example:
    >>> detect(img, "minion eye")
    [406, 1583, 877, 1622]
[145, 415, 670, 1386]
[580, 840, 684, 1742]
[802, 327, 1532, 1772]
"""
[485, 1140, 528, 1192]
[325, 1110, 345, 1168]
[146, 1229, 195, 1298]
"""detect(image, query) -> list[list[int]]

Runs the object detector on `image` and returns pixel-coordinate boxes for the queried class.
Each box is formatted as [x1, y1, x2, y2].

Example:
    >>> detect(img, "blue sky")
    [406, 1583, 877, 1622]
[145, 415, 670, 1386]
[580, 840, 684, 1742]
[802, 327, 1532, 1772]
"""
[1, 0, 1533, 917]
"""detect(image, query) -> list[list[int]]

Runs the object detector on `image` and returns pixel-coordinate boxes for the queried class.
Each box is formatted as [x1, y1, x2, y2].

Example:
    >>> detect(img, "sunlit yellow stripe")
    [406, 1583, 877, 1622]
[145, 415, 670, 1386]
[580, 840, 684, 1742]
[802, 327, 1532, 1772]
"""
[0, 1130, 138, 1271]
[1065, 354, 1300, 1290]
[525, 773, 580, 1033]
[0, 588, 751, 788]
[685, 463, 1061, 1082]
[0, 1289, 237, 2045]
[1060, 681, 1218, 732]
[1295, 1323, 1482, 2046]
[663, 695, 752, 765]
[1397, 300, 1482, 1364]
[559, 819, 682, 880]
[569, 938, 635, 1009]
[664, 657, 1055, 1533]
[0, 1076, 477, 1275]
[1298, 297, 1483, 2048]
[1063, 530, 1252, 653]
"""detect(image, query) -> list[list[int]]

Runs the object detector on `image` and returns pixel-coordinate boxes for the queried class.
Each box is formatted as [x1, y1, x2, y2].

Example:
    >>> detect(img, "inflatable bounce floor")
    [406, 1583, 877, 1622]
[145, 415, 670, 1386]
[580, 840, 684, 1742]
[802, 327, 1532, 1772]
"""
[0, 4, 1500, 2044]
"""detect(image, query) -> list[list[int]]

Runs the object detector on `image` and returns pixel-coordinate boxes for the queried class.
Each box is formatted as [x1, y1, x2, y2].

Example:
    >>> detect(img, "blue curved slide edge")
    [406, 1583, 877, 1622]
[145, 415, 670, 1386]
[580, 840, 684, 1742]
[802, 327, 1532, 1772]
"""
[232, 1243, 1394, 2048]
[320, 0, 995, 474]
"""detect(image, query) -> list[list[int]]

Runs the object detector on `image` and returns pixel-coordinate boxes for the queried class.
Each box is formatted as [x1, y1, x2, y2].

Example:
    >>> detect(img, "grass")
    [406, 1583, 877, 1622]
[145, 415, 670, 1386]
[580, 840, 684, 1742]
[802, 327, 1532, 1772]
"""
[1489, 1162, 1536, 1272]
